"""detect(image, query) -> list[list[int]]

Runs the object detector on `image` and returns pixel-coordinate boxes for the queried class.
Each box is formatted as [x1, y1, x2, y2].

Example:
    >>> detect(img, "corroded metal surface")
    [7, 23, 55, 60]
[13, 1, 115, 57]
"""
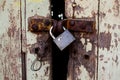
[28, 15, 53, 32]
[28, 17, 95, 33]
[68, 32, 97, 80]
[0, 0, 22, 80]
[65, 0, 98, 80]
[64, 18, 95, 32]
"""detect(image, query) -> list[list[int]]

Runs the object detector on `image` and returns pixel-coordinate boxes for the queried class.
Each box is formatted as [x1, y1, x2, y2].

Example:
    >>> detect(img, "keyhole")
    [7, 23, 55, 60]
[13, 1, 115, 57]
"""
[35, 47, 39, 54]
[84, 54, 90, 60]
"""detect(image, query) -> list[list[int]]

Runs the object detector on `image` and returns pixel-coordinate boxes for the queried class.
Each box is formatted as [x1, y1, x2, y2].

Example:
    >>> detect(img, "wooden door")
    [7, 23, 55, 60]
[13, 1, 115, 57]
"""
[0, 0, 120, 80]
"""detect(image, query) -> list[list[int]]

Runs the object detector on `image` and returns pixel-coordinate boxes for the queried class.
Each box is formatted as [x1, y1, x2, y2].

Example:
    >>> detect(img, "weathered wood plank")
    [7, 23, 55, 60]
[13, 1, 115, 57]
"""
[65, 0, 98, 80]
[0, 0, 22, 80]
[23, 0, 51, 80]
[98, 0, 120, 80]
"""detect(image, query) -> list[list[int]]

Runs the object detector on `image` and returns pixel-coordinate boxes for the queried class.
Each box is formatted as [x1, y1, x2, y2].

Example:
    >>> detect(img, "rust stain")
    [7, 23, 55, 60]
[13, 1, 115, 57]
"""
[70, 32, 96, 79]
[113, 0, 120, 16]
[30, 32, 51, 60]
[99, 32, 112, 50]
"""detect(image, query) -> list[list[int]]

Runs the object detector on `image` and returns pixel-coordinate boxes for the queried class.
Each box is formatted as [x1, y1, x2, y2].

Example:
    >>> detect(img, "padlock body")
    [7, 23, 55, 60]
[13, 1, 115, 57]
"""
[53, 30, 75, 50]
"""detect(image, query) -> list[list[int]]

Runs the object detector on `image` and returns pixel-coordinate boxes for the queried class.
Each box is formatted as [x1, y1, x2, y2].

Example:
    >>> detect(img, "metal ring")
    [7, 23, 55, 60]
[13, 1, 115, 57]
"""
[31, 58, 42, 71]
[49, 26, 55, 39]
[49, 26, 66, 39]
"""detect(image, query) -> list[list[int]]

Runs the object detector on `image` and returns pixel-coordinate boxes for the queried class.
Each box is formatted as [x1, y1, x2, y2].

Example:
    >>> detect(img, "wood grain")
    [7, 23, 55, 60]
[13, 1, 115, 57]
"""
[0, 0, 22, 80]
[22, 0, 51, 80]
[98, 0, 120, 80]
[65, 0, 98, 80]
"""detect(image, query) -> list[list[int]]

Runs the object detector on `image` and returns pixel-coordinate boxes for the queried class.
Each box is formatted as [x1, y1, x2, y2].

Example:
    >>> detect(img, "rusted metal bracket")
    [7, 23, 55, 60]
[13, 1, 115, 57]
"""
[64, 18, 95, 33]
[28, 15, 95, 33]
[28, 15, 53, 32]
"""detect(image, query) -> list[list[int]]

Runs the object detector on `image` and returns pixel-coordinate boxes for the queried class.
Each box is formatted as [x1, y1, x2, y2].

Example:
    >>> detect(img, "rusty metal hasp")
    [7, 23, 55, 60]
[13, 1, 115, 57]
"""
[28, 16, 95, 33]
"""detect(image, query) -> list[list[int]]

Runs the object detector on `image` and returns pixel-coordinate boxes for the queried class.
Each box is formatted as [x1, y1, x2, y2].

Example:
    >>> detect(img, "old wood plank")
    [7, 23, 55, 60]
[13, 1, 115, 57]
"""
[65, 0, 98, 80]
[98, 0, 120, 80]
[22, 0, 51, 80]
[0, 0, 22, 80]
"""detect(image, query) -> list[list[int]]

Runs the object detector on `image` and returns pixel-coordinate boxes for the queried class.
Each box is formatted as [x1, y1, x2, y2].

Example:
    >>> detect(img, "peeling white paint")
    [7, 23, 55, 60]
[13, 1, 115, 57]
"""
[86, 41, 92, 52]
[76, 65, 93, 80]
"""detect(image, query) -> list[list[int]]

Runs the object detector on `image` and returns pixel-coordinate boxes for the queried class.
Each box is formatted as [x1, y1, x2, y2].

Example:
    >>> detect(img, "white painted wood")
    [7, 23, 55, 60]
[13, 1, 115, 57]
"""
[98, 0, 120, 80]
[23, 0, 51, 80]
[0, 0, 22, 80]
[65, 0, 98, 80]
[65, 0, 98, 18]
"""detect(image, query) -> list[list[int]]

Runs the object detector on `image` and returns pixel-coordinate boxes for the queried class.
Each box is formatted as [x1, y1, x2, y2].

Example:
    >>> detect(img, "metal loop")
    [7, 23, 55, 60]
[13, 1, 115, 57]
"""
[31, 57, 42, 71]
[49, 26, 66, 39]
[50, 26, 56, 39]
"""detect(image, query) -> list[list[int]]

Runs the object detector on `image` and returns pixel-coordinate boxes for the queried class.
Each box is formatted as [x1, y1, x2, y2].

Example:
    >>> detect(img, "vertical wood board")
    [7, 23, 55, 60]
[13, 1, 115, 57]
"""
[23, 0, 51, 80]
[98, 0, 120, 80]
[65, 0, 98, 80]
[0, 0, 22, 80]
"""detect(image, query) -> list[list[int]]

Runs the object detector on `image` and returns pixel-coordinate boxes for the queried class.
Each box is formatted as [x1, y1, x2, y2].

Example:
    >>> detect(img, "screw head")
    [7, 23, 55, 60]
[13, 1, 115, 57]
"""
[44, 19, 50, 26]
[69, 20, 75, 26]
[32, 24, 38, 31]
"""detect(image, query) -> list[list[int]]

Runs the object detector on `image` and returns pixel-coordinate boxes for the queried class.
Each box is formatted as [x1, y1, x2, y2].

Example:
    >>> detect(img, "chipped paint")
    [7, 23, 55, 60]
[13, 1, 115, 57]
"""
[25, 0, 51, 80]
[0, 0, 22, 80]
[68, 32, 97, 80]
[0, 0, 6, 11]
[65, 0, 98, 80]
[98, 0, 120, 80]
[113, 0, 120, 16]
[99, 32, 111, 50]
[86, 39, 92, 52]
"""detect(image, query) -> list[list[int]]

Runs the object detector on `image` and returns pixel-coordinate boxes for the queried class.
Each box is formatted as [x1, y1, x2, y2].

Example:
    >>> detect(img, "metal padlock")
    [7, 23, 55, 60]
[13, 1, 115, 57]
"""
[50, 26, 75, 51]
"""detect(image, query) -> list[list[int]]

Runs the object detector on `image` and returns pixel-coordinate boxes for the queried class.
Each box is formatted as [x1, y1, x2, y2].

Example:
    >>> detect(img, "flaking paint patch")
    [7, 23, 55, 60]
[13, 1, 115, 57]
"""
[70, 33, 96, 79]
[0, 1, 21, 79]
[112, 55, 119, 65]
[7, 7, 20, 39]
[114, 39, 118, 47]
[0, 44, 2, 49]
[118, 25, 120, 29]
[113, 0, 120, 16]
[99, 32, 112, 50]
[0, 0, 6, 11]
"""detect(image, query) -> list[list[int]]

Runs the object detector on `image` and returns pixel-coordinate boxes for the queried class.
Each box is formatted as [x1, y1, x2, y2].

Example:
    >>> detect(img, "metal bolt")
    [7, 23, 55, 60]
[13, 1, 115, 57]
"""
[69, 20, 75, 26]
[32, 24, 38, 31]
[44, 19, 50, 26]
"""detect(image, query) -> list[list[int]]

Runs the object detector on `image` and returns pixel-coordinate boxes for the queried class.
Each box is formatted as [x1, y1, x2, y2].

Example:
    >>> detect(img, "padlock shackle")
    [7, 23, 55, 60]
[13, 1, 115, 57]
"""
[50, 26, 56, 39]
[49, 26, 66, 39]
